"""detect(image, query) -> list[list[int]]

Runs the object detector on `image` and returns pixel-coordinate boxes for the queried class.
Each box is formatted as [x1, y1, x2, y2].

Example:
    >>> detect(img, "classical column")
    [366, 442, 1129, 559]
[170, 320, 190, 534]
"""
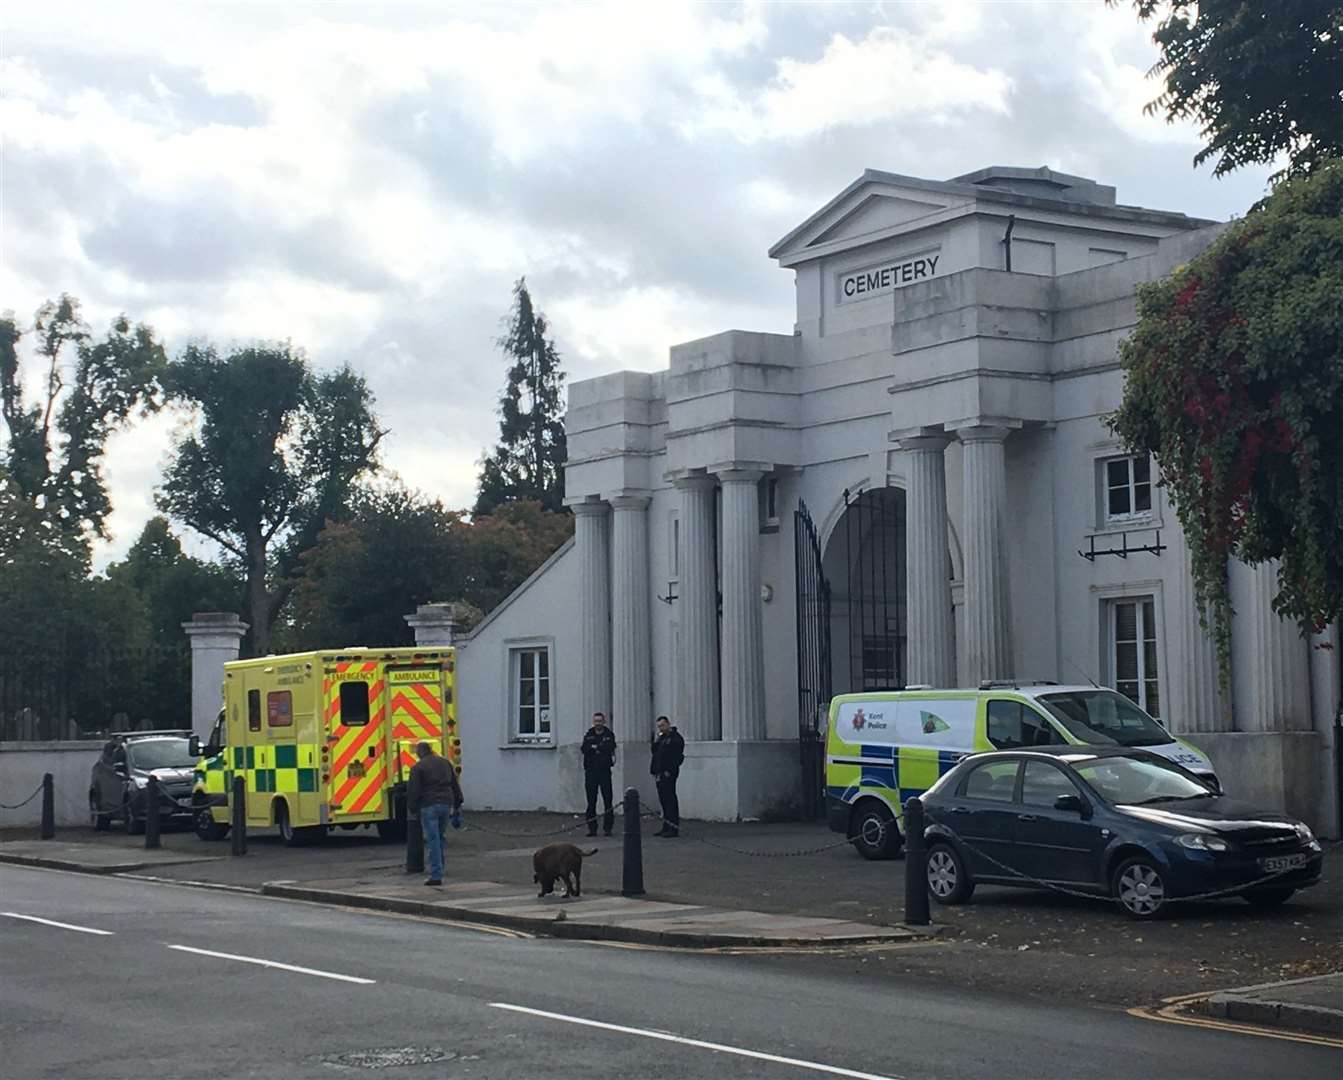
[959, 426, 1014, 682]
[571, 501, 612, 721]
[610, 495, 652, 743]
[1242, 560, 1311, 731]
[1173, 554, 1230, 733]
[899, 435, 955, 687]
[182, 612, 248, 739]
[719, 470, 766, 740]
[674, 475, 720, 740]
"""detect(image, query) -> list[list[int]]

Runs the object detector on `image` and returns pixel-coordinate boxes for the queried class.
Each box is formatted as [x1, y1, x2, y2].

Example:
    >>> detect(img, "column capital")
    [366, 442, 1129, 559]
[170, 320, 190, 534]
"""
[181, 612, 249, 640]
[609, 491, 651, 511]
[954, 423, 1016, 444]
[670, 472, 718, 492]
[567, 497, 610, 517]
[894, 433, 954, 453]
[715, 468, 764, 485]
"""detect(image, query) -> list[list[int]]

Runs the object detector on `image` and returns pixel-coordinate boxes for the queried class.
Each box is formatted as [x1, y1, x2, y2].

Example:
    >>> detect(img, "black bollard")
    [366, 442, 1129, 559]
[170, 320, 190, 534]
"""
[405, 811, 425, 874]
[145, 776, 161, 850]
[621, 787, 644, 897]
[903, 797, 930, 926]
[230, 775, 247, 856]
[40, 773, 54, 840]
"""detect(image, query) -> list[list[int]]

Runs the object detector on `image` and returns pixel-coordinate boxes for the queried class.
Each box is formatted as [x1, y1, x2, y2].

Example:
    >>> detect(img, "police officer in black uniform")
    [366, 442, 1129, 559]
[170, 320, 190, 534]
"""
[650, 715, 685, 837]
[580, 711, 617, 836]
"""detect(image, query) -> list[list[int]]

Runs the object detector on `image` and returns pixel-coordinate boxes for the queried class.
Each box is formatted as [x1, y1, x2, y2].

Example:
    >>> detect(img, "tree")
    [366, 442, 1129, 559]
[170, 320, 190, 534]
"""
[460, 499, 575, 613]
[1, 295, 165, 560]
[156, 343, 384, 655]
[475, 278, 568, 515]
[1109, 160, 1343, 670]
[1120, 1, 1343, 179]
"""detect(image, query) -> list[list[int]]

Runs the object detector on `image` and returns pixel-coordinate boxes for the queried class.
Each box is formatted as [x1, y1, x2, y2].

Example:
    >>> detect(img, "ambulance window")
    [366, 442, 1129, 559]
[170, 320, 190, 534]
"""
[247, 690, 261, 732]
[267, 691, 293, 728]
[339, 681, 371, 726]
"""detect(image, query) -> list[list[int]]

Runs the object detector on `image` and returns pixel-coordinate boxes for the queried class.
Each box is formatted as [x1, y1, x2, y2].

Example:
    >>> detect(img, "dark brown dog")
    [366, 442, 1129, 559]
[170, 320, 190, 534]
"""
[533, 842, 597, 898]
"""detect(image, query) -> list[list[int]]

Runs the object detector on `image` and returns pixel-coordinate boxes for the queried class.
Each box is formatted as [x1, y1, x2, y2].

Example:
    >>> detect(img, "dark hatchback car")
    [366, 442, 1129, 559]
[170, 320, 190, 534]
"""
[920, 746, 1324, 919]
[89, 731, 198, 834]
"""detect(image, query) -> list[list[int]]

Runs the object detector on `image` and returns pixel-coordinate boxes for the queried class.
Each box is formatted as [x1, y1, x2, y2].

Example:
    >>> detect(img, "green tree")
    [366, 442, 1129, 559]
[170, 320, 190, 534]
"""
[460, 499, 575, 613]
[1, 295, 165, 560]
[1109, 160, 1343, 670]
[156, 343, 384, 656]
[475, 278, 568, 515]
[1120, 1, 1343, 179]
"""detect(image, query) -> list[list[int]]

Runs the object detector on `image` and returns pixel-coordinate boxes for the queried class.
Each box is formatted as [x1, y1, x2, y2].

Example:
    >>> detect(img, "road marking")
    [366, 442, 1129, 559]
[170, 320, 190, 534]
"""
[489, 1003, 905, 1079]
[1, 912, 114, 935]
[1128, 1003, 1343, 1049]
[167, 944, 375, 984]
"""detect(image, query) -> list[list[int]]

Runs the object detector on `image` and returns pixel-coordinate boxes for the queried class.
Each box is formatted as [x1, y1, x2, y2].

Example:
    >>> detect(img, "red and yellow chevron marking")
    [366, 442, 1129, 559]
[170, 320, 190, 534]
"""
[324, 662, 386, 817]
[389, 669, 445, 780]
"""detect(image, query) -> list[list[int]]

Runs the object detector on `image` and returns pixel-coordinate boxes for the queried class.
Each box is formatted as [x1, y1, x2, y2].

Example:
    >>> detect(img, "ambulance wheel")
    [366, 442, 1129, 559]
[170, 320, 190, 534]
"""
[276, 800, 321, 846]
[123, 797, 144, 835]
[926, 842, 974, 905]
[194, 807, 229, 842]
[850, 800, 902, 860]
[90, 794, 110, 831]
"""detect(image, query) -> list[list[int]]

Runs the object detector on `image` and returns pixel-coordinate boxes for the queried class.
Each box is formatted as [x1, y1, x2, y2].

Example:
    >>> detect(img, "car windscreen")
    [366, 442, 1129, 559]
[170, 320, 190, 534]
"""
[1036, 690, 1171, 748]
[1073, 755, 1210, 805]
[127, 739, 196, 770]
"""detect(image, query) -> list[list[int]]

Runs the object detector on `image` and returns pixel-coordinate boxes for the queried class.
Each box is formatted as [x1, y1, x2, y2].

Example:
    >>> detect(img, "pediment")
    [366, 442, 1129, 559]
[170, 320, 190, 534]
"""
[807, 194, 947, 247]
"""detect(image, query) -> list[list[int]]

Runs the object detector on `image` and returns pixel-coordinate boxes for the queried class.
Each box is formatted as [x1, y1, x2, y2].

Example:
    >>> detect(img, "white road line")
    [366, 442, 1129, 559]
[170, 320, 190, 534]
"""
[166, 944, 375, 984]
[489, 1003, 905, 1080]
[1, 912, 114, 936]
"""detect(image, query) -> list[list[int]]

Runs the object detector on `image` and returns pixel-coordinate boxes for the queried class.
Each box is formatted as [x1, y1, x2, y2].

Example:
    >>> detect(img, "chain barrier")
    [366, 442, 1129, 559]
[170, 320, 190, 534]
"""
[460, 807, 627, 841]
[635, 804, 893, 857]
[0, 782, 44, 810]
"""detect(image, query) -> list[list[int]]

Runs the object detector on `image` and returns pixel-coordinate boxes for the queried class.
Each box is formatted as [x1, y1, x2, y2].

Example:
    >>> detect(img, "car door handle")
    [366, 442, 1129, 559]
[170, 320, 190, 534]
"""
[1017, 814, 1038, 822]
[950, 806, 970, 814]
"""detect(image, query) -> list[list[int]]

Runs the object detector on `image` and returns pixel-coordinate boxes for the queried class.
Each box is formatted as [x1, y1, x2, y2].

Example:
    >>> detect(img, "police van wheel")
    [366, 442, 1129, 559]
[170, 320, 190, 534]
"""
[194, 807, 229, 842]
[850, 801, 902, 860]
[926, 843, 974, 905]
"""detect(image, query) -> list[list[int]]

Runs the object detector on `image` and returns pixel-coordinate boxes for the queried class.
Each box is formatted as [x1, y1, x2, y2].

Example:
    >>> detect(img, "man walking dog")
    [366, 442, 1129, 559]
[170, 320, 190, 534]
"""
[580, 711, 617, 837]
[407, 740, 463, 886]
[650, 715, 685, 837]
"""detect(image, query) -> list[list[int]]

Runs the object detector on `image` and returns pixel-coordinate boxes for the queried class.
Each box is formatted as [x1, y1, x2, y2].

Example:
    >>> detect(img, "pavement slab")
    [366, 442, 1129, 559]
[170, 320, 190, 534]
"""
[0, 839, 222, 874]
[1200, 973, 1343, 1038]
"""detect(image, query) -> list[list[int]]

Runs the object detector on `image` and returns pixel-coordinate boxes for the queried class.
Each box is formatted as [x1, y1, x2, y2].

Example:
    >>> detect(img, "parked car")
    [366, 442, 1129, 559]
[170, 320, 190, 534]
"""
[920, 746, 1323, 919]
[89, 731, 198, 834]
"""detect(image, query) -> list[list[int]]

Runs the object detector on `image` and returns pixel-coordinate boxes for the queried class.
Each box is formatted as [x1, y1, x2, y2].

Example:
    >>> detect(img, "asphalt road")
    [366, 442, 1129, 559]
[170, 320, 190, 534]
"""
[1, 865, 1337, 1080]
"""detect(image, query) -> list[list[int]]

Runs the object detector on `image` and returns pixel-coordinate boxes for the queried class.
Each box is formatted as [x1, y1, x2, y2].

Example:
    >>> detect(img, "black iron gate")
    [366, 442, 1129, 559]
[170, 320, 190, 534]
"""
[841, 486, 906, 692]
[794, 499, 832, 818]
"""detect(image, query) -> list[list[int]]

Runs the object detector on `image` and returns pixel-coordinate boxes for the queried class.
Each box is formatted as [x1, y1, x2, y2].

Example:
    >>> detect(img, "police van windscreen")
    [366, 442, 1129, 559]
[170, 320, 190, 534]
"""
[128, 738, 197, 769]
[1036, 690, 1171, 748]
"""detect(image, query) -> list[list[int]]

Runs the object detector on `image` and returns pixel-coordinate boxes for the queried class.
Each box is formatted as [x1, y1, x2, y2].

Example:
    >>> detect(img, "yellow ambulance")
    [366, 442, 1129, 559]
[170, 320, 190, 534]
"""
[191, 647, 458, 845]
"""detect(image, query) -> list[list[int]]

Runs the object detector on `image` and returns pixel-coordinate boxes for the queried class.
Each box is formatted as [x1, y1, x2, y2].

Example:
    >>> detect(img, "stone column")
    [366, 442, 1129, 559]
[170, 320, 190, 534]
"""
[959, 426, 1014, 682]
[1173, 555, 1230, 733]
[899, 435, 955, 687]
[718, 470, 766, 740]
[674, 475, 720, 740]
[571, 501, 612, 721]
[403, 602, 464, 647]
[182, 613, 248, 739]
[610, 495, 651, 746]
[1242, 560, 1311, 731]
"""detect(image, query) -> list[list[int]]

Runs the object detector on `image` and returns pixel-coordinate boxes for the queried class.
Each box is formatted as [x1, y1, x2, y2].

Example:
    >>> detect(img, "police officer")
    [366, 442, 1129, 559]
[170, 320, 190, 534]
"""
[580, 711, 617, 836]
[650, 715, 685, 837]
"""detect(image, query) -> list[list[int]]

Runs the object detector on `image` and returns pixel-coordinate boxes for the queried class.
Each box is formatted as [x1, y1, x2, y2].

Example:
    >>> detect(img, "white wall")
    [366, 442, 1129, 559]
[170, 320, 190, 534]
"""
[0, 742, 102, 827]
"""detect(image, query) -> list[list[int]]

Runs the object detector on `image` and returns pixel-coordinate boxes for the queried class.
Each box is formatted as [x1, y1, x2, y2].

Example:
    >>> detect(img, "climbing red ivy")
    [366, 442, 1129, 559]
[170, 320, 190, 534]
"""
[1109, 158, 1343, 674]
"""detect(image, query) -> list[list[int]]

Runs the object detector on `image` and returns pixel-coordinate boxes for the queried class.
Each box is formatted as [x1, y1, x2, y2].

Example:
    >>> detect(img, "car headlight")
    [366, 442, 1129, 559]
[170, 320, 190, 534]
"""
[1176, 832, 1229, 852]
[131, 776, 149, 788]
[1294, 823, 1316, 844]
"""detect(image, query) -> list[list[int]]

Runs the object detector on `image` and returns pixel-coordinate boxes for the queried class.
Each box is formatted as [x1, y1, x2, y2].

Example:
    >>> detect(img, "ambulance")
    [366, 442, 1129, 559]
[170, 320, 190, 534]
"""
[825, 682, 1217, 860]
[191, 647, 458, 845]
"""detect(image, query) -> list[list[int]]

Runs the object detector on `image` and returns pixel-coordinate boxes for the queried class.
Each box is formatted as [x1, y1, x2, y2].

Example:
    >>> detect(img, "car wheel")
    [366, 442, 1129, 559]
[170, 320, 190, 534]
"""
[926, 842, 975, 905]
[90, 794, 110, 832]
[1113, 856, 1168, 919]
[123, 797, 144, 836]
[850, 801, 902, 861]
[1243, 887, 1295, 908]
[194, 807, 229, 842]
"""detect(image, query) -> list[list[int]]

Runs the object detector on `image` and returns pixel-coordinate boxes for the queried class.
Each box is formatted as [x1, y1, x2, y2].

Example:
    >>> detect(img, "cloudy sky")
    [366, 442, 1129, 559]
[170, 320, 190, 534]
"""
[2, 0, 1274, 569]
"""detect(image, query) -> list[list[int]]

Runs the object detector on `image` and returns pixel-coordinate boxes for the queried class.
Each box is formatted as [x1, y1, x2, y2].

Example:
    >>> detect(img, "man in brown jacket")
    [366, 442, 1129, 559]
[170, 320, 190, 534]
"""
[407, 741, 463, 886]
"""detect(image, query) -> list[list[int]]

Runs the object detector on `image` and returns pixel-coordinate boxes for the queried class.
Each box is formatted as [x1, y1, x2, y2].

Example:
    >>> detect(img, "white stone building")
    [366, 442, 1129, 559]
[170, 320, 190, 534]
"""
[452, 165, 1341, 834]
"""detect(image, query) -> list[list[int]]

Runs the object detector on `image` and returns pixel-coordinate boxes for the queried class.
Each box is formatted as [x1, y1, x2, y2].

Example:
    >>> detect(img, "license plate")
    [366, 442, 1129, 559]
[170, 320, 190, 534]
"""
[1260, 853, 1307, 873]
[348, 760, 365, 779]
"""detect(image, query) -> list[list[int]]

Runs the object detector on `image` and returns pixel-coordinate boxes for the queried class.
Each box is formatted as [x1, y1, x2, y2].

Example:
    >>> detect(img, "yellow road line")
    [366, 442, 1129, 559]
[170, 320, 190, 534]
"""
[1128, 1002, 1343, 1049]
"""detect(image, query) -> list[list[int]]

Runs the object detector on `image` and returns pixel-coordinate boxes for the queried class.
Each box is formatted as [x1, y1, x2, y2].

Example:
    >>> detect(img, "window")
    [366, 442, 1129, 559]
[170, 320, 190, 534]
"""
[1104, 455, 1152, 523]
[247, 689, 261, 732]
[986, 701, 1062, 750]
[962, 760, 1020, 802]
[339, 681, 371, 726]
[1038, 689, 1168, 747]
[512, 647, 552, 741]
[1020, 761, 1078, 808]
[669, 513, 680, 580]
[267, 690, 293, 728]
[1111, 598, 1160, 717]
[759, 477, 780, 532]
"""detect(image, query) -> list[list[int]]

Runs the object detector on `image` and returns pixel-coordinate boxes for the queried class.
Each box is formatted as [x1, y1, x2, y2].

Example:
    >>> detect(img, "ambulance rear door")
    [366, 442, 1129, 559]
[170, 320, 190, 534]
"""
[387, 663, 448, 785]
[324, 660, 387, 820]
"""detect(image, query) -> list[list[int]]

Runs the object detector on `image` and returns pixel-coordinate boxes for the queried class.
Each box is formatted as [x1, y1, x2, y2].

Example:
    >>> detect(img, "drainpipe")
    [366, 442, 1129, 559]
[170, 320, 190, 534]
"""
[1001, 214, 1016, 272]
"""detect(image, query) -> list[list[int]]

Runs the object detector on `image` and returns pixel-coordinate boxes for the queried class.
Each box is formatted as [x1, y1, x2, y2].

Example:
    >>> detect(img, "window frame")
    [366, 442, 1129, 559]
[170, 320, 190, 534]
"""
[247, 689, 262, 732]
[338, 680, 371, 727]
[508, 641, 554, 745]
[959, 759, 1022, 803]
[267, 690, 294, 728]
[1108, 596, 1161, 718]
[1101, 454, 1154, 526]
[1019, 759, 1081, 808]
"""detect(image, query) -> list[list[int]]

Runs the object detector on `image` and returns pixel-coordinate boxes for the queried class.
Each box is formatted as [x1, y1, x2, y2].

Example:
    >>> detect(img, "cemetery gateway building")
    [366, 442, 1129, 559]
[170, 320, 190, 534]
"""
[449, 165, 1341, 835]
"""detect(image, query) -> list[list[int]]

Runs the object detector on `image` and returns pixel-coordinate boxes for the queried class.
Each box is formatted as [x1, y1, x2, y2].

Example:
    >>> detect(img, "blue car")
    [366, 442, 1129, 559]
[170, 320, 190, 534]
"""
[919, 746, 1324, 919]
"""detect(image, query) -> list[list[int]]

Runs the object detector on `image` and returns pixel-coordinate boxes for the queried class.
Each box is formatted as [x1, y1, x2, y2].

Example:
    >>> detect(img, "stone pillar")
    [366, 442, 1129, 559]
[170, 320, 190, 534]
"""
[571, 501, 612, 721]
[610, 495, 652, 748]
[719, 470, 766, 741]
[959, 426, 1014, 682]
[182, 613, 248, 739]
[1242, 560, 1311, 731]
[403, 602, 464, 647]
[674, 475, 720, 740]
[1174, 555, 1230, 733]
[899, 435, 955, 687]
